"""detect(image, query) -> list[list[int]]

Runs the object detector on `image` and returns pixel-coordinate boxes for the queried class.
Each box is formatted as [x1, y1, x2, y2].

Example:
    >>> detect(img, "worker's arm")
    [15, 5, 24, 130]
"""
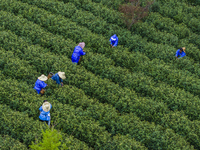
[59, 77, 63, 86]
[181, 52, 186, 57]
[55, 75, 61, 84]
[80, 49, 86, 56]
[40, 81, 47, 88]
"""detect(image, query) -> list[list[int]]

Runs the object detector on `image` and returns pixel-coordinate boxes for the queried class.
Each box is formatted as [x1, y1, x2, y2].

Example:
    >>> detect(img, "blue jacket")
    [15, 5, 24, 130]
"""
[51, 73, 63, 85]
[175, 49, 186, 58]
[39, 104, 52, 121]
[109, 34, 118, 47]
[34, 79, 47, 94]
[71, 46, 86, 63]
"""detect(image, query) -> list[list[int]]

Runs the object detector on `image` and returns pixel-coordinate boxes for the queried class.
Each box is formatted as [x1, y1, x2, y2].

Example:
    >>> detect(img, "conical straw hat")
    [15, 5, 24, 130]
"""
[42, 102, 51, 112]
[58, 71, 66, 79]
[78, 42, 85, 49]
[38, 74, 48, 81]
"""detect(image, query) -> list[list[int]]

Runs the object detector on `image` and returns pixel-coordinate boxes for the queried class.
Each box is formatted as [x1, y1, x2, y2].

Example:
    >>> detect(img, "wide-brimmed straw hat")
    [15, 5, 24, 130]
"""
[78, 42, 85, 49]
[182, 47, 186, 52]
[42, 102, 51, 112]
[38, 74, 48, 81]
[58, 71, 66, 79]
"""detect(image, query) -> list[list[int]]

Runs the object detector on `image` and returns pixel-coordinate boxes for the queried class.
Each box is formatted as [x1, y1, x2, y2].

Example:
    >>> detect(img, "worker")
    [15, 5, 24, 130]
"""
[39, 100, 52, 127]
[175, 47, 186, 59]
[51, 71, 66, 87]
[71, 42, 86, 64]
[34, 74, 48, 95]
[109, 34, 118, 48]
[47, 72, 54, 79]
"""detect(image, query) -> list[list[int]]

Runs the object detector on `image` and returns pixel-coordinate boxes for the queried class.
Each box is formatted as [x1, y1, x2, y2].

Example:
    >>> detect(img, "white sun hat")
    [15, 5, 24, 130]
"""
[58, 71, 66, 79]
[42, 102, 51, 112]
[38, 74, 48, 81]
[78, 42, 85, 49]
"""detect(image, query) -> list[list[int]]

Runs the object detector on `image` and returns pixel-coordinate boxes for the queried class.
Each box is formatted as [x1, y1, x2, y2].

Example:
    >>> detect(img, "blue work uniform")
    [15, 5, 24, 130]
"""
[39, 104, 52, 121]
[33, 79, 47, 94]
[175, 49, 186, 58]
[109, 34, 118, 47]
[51, 73, 63, 85]
[71, 46, 86, 63]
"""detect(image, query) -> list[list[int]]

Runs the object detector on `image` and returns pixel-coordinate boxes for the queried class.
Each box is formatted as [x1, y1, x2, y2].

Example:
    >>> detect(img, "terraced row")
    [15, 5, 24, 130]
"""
[0, 72, 92, 150]
[13, 0, 200, 81]
[0, 134, 27, 150]
[0, 103, 95, 150]
[145, 12, 190, 39]
[156, 0, 200, 18]
[144, 12, 200, 63]
[61, 0, 199, 61]
[15, 0, 143, 50]
[2, 46, 198, 149]
[0, 0, 199, 149]
[19, 0, 122, 38]
[132, 13, 200, 55]
[1, 30, 200, 149]
[0, 54, 147, 149]
[2, 8, 200, 109]
[153, 0, 200, 35]
[93, 0, 200, 53]
[17, 0, 200, 64]
[2, 9, 200, 121]
[91, 0, 200, 34]
[0, 13, 197, 124]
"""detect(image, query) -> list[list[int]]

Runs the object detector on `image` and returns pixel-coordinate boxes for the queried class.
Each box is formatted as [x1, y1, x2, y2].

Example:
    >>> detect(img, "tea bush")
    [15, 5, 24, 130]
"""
[1, 0, 200, 149]
[0, 30, 200, 148]
[2, 7, 200, 99]
[0, 134, 27, 150]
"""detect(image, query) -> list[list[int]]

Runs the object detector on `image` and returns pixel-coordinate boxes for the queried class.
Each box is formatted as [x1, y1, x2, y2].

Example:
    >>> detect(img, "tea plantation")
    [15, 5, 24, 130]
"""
[0, 0, 200, 149]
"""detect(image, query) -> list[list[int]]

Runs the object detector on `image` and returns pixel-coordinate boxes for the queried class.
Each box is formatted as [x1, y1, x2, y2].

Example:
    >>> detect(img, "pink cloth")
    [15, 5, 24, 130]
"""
[78, 42, 85, 49]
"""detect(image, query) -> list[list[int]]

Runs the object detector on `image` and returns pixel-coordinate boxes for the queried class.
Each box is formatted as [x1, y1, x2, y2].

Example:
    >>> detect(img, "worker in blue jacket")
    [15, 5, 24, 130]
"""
[39, 100, 52, 126]
[175, 47, 186, 59]
[71, 42, 86, 64]
[51, 71, 66, 87]
[109, 34, 118, 48]
[34, 74, 48, 95]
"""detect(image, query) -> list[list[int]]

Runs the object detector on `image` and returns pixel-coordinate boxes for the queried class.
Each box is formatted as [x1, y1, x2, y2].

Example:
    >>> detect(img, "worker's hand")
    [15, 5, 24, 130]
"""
[61, 82, 63, 87]
[47, 84, 48, 86]
[83, 50, 85, 52]
[112, 46, 114, 48]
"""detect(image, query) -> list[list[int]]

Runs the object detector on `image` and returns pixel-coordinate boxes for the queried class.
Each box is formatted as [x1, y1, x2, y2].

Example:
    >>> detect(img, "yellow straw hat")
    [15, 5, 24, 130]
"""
[42, 102, 51, 112]
[58, 71, 66, 79]
[38, 74, 48, 81]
